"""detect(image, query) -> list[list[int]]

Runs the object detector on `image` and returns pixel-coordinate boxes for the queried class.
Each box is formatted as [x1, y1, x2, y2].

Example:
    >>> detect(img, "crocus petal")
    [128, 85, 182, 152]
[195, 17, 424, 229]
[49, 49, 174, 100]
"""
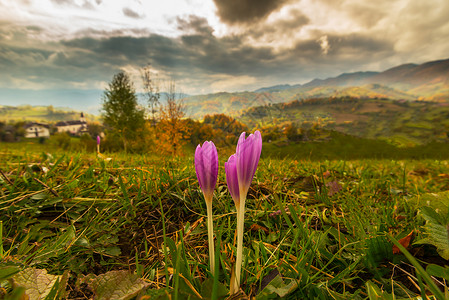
[97, 135, 101, 145]
[225, 154, 240, 206]
[235, 131, 262, 194]
[195, 141, 218, 200]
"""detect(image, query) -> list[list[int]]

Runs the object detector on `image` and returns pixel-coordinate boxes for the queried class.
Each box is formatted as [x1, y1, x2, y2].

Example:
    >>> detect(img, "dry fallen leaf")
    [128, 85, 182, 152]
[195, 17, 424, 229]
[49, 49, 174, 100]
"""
[249, 224, 269, 234]
[326, 181, 342, 196]
[393, 231, 414, 254]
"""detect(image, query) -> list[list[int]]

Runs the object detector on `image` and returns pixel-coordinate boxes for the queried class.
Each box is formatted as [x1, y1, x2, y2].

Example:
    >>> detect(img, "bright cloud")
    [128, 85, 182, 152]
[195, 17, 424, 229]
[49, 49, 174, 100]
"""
[0, 0, 448, 96]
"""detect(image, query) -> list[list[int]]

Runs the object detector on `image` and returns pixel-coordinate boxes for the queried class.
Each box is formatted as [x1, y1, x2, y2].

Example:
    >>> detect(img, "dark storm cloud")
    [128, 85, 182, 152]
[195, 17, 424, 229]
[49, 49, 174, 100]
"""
[0, 15, 397, 91]
[245, 8, 310, 40]
[176, 15, 214, 35]
[123, 7, 144, 19]
[64, 16, 393, 81]
[213, 0, 290, 24]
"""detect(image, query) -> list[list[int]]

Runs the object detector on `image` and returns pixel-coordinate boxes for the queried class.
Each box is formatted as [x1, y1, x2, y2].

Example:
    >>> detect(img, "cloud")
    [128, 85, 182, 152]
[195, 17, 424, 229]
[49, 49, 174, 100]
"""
[212, 0, 291, 25]
[176, 15, 214, 35]
[318, 35, 330, 55]
[0, 0, 449, 95]
[50, 0, 95, 9]
[123, 7, 144, 19]
[0, 14, 399, 93]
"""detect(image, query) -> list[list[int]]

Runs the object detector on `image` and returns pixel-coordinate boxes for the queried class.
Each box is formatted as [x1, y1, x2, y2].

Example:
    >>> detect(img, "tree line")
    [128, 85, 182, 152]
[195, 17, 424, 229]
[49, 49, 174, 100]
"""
[100, 70, 248, 155]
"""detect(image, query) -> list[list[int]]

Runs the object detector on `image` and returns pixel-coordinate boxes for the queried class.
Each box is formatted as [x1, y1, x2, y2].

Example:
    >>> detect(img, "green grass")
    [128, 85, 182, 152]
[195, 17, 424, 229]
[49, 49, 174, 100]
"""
[242, 98, 449, 147]
[0, 105, 99, 122]
[263, 131, 449, 160]
[1, 141, 449, 299]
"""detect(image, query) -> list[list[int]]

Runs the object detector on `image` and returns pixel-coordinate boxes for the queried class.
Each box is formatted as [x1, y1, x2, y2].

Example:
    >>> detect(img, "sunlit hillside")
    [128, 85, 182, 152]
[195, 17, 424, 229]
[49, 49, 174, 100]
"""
[0, 105, 99, 123]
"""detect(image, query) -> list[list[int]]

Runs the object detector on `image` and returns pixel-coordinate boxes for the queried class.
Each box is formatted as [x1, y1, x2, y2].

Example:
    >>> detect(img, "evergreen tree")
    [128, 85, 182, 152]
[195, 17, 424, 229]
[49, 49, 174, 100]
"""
[102, 71, 145, 152]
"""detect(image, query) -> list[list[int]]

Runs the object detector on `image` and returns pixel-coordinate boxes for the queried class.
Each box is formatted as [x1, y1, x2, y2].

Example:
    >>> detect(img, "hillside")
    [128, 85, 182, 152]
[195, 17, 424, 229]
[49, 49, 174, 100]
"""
[303, 58, 449, 100]
[184, 58, 449, 119]
[0, 105, 99, 123]
[240, 97, 449, 147]
[184, 84, 416, 118]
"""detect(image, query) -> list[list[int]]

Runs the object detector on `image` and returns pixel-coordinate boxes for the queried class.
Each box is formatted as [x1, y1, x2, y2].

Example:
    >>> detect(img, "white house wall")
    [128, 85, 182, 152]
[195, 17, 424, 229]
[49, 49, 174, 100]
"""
[25, 127, 50, 138]
[57, 125, 84, 134]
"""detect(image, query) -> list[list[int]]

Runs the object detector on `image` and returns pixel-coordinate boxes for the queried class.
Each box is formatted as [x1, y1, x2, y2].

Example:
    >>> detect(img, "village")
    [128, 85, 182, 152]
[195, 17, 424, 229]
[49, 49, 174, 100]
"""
[22, 113, 88, 139]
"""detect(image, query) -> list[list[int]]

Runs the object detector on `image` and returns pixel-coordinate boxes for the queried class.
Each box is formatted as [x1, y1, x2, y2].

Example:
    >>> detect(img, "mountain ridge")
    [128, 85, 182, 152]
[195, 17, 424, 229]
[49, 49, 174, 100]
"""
[1, 57, 448, 118]
[183, 57, 449, 118]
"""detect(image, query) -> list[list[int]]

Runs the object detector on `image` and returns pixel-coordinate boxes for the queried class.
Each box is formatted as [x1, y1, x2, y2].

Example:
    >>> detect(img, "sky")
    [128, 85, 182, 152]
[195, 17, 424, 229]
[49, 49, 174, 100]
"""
[0, 0, 449, 98]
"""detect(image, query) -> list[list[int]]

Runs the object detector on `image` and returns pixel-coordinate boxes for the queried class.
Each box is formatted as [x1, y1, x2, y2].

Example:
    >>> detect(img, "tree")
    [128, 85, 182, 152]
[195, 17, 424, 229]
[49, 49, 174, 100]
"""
[156, 81, 187, 155]
[140, 64, 160, 125]
[102, 71, 145, 152]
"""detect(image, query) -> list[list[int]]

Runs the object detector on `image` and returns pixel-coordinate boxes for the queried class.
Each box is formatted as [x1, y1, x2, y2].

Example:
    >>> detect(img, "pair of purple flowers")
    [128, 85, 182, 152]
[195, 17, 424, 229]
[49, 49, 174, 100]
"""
[194, 131, 262, 294]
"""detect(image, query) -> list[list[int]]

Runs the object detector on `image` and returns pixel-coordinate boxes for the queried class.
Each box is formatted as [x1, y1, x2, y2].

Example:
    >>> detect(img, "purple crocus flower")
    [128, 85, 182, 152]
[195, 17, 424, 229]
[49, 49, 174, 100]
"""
[194, 141, 218, 274]
[225, 130, 262, 294]
[235, 131, 262, 195]
[225, 154, 239, 206]
[96, 135, 101, 153]
[195, 141, 219, 202]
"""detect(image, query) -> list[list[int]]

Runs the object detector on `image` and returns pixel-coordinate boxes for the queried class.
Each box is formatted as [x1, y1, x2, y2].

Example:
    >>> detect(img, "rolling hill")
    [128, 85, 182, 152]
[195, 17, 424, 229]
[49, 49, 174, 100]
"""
[0, 105, 99, 123]
[240, 97, 449, 147]
[184, 57, 449, 118]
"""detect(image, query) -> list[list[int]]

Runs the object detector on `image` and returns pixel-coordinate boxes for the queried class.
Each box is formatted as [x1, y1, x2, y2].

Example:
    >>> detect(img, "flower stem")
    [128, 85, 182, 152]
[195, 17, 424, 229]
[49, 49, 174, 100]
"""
[233, 200, 245, 294]
[206, 200, 215, 274]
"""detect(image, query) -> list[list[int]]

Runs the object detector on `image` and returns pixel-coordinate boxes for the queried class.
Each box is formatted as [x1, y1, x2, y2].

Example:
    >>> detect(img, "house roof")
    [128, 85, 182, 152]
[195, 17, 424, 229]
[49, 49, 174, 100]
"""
[56, 120, 87, 126]
[25, 122, 50, 128]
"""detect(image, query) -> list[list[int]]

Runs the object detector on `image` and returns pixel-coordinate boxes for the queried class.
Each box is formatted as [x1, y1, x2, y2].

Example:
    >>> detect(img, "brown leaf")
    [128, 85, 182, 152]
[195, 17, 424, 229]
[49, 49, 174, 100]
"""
[249, 224, 269, 234]
[393, 231, 414, 254]
[326, 181, 342, 196]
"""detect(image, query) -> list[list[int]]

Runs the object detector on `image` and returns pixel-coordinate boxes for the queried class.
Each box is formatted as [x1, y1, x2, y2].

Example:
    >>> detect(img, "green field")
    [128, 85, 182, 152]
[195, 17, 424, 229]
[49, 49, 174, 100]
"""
[1, 140, 449, 299]
[0, 105, 99, 123]
[242, 98, 449, 147]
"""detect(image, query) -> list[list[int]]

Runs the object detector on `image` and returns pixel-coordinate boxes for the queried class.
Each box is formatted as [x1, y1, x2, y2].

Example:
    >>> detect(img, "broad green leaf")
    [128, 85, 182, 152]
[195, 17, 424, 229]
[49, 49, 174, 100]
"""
[365, 235, 393, 269]
[419, 206, 449, 259]
[409, 191, 449, 216]
[82, 270, 148, 300]
[101, 246, 121, 256]
[31, 192, 48, 201]
[426, 264, 449, 281]
[256, 273, 298, 299]
[0, 266, 21, 281]
[32, 225, 76, 263]
[201, 278, 228, 300]
[366, 281, 394, 300]
[11, 268, 63, 300]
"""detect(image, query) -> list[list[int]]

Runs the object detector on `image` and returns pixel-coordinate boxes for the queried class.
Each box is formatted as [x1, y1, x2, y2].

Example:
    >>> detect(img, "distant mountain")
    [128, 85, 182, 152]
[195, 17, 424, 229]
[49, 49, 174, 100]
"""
[254, 84, 301, 93]
[1, 58, 448, 119]
[184, 57, 449, 118]
[304, 71, 378, 88]
[304, 58, 449, 99]
[184, 83, 416, 118]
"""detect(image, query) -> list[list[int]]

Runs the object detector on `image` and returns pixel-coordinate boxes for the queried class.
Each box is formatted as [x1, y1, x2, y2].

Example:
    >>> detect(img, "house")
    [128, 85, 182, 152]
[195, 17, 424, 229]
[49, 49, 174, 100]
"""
[55, 113, 88, 136]
[24, 122, 50, 138]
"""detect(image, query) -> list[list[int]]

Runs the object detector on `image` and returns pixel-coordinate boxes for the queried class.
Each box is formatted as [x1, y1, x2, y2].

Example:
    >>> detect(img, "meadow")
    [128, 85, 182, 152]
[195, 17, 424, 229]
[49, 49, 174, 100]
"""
[1, 140, 449, 299]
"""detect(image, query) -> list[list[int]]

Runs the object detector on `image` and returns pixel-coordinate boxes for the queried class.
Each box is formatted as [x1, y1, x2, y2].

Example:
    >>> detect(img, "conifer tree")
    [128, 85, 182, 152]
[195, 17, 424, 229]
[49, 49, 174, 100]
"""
[102, 71, 145, 152]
